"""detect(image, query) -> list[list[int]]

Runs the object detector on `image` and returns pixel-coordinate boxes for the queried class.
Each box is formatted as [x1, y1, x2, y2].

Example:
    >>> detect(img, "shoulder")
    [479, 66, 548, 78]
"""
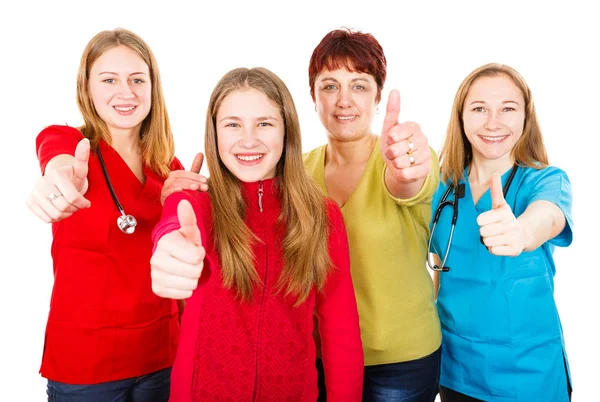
[170, 156, 185, 171]
[519, 165, 571, 193]
[37, 125, 83, 142]
[303, 144, 327, 170]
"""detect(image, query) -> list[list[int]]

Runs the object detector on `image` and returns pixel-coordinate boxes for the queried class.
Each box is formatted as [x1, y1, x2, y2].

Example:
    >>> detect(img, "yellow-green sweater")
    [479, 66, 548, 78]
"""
[304, 137, 441, 365]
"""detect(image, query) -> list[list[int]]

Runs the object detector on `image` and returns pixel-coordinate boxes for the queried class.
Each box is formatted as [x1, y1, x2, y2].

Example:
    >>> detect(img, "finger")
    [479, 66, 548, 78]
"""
[151, 249, 204, 278]
[481, 232, 513, 248]
[177, 200, 202, 247]
[151, 268, 200, 291]
[169, 171, 208, 183]
[190, 152, 204, 174]
[477, 209, 505, 227]
[488, 245, 521, 257]
[152, 286, 193, 300]
[389, 163, 430, 182]
[479, 221, 510, 238]
[72, 138, 90, 190]
[53, 174, 91, 209]
[381, 89, 401, 138]
[388, 147, 430, 170]
[26, 197, 54, 223]
[490, 173, 505, 209]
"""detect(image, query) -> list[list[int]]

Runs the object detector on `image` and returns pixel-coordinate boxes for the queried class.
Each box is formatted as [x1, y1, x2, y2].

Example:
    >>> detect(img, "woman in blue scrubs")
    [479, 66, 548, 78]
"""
[429, 63, 573, 402]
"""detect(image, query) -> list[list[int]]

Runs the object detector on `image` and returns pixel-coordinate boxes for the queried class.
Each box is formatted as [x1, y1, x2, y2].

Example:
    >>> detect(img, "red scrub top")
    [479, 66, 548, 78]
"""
[36, 125, 182, 384]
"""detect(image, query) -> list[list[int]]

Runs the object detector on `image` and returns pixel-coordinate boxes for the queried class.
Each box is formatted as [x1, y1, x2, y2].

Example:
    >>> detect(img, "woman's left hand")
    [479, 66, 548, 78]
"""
[162, 152, 208, 204]
[380, 90, 431, 183]
[477, 173, 526, 256]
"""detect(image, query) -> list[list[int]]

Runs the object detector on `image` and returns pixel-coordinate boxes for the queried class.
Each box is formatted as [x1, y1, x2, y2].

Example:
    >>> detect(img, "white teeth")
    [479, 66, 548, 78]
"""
[237, 154, 263, 161]
[336, 116, 355, 120]
[482, 135, 507, 142]
[114, 106, 135, 112]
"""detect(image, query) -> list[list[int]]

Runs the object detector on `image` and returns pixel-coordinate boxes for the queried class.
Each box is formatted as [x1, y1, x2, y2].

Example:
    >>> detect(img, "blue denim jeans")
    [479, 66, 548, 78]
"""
[317, 347, 441, 402]
[46, 367, 171, 402]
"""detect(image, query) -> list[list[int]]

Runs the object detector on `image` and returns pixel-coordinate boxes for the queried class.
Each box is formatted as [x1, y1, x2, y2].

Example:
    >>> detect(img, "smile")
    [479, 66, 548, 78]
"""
[236, 154, 264, 162]
[480, 135, 508, 142]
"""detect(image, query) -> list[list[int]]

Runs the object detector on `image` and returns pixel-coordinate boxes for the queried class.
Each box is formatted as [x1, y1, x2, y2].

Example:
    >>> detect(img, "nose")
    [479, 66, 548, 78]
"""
[238, 126, 259, 148]
[484, 111, 502, 131]
[116, 81, 135, 100]
[336, 87, 353, 108]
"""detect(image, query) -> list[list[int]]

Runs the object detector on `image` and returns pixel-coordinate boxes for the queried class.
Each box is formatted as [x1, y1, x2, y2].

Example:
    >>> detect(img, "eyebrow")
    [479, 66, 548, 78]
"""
[468, 100, 520, 105]
[98, 71, 148, 76]
[319, 77, 370, 83]
[219, 116, 279, 123]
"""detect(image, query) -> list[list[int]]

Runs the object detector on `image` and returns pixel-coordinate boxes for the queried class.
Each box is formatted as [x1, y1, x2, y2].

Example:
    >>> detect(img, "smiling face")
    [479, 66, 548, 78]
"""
[462, 74, 526, 163]
[313, 67, 378, 142]
[216, 88, 284, 182]
[88, 45, 151, 135]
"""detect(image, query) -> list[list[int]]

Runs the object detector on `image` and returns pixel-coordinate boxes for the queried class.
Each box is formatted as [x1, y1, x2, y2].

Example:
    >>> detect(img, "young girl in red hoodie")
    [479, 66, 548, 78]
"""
[150, 67, 363, 401]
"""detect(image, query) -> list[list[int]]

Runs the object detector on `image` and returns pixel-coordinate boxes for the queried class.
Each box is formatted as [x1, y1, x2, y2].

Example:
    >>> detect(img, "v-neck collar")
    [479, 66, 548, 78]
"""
[464, 165, 519, 212]
[317, 136, 379, 210]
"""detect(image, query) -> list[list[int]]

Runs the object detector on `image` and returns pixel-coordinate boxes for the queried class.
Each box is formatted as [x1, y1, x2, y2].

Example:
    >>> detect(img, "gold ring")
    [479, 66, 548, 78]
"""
[48, 192, 63, 203]
[407, 141, 415, 153]
[408, 155, 416, 165]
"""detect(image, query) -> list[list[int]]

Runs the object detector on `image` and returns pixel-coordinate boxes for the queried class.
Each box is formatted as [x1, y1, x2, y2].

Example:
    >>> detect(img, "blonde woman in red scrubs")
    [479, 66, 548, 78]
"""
[26, 28, 183, 402]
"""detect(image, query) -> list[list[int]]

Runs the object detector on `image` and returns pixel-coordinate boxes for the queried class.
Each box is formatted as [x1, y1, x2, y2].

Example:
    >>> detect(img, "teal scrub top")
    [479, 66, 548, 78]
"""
[430, 165, 573, 402]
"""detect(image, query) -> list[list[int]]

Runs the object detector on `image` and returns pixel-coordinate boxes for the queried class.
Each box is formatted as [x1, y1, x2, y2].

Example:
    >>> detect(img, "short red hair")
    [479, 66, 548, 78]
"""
[308, 28, 387, 102]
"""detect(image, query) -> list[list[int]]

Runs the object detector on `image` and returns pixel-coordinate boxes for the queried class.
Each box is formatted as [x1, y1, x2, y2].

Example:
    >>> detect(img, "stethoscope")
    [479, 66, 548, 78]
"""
[427, 164, 518, 272]
[97, 149, 137, 234]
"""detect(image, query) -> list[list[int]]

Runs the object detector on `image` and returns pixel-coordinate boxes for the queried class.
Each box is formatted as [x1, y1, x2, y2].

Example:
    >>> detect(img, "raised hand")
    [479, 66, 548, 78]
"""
[150, 199, 205, 299]
[477, 173, 525, 256]
[26, 138, 92, 223]
[380, 90, 431, 183]
[161, 152, 208, 205]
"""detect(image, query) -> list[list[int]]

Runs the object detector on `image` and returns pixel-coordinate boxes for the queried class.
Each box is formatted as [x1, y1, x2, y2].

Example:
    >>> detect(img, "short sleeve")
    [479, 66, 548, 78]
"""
[526, 167, 573, 247]
[36, 125, 83, 174]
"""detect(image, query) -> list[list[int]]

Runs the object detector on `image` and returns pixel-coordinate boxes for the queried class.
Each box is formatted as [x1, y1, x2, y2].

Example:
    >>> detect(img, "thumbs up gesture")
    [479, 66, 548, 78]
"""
[26, 138, 92, 223]
[161, 152, 208, 205]
[380, 90, 431, 182]
[476, 173, 525, 256]
[151, 199, 205, 299]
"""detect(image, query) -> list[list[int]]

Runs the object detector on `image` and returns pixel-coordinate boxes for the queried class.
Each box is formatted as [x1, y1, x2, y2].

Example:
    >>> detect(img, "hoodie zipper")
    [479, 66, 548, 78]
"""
[257, 180, 264, 213]
[252, 180, 267, 401]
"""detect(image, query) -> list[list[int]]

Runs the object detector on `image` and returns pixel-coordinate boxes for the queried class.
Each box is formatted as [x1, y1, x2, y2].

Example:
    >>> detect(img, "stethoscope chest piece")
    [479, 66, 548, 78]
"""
[117, 214, 137, 234]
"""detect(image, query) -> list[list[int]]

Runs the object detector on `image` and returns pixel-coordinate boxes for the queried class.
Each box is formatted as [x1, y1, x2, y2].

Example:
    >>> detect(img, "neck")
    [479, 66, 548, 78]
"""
[110, 126, 141, 157]
[468, 154, 514, 185]
[325, 133, 376, 166]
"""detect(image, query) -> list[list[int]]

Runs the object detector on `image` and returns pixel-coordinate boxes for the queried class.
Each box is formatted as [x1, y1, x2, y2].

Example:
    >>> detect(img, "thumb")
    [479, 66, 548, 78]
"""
[72, 138, 90, 190]
[190, 152, 204, 174]
[490, 173, 506, 209]
[381, 89, 401, 141]
[177, 199, 202, 247]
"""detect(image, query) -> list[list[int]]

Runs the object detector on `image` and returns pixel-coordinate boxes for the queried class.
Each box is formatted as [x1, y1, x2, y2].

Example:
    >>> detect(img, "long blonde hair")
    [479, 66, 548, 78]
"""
[205, 67, 331, 305]
[440, 63, 548, 187]
[76, 28, 175, 176]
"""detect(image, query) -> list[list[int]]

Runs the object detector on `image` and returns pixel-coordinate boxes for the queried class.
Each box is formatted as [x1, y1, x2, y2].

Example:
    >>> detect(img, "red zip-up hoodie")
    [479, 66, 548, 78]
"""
[152, 179, 363, 401]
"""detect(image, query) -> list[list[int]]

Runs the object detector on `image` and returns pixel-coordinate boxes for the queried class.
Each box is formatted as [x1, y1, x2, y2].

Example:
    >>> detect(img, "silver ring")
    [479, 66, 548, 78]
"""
[48, 192, 63, 203]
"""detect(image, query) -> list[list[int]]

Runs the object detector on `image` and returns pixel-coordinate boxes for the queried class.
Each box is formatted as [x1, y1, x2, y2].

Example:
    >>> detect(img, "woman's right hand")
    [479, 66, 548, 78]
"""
[151, 200, 205, 300]
[26, 138, 92, 223]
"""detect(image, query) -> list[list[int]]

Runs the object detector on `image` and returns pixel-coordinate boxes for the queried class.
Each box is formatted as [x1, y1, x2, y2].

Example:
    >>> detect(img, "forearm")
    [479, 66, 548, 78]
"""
[384, 167, 425, 199]
[518, 200, 566, 252]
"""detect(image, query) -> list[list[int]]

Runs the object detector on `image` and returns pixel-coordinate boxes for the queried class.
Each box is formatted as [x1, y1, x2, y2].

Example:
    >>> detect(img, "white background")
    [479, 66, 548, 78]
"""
[0, 1, 597, 400]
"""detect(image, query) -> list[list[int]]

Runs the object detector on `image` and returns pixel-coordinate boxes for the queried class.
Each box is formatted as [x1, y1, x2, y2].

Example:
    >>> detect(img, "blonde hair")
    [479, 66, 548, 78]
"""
[440, 63, 548, 187]
[76, 28, 175, 176]
[205, 67, 332, 305]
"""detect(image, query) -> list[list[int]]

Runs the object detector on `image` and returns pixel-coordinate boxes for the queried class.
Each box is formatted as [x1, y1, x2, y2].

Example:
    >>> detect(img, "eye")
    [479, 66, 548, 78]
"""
[258, 122, 273, 127]
[353, 85, 365, 90]
[323, 84, 337, 90]
[225, 122, 240, 128]
[503, 107, 516, 112]
[103, 78, 116, 84]
[472, 106, 485, 112]
[131, 78, 145, 84]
